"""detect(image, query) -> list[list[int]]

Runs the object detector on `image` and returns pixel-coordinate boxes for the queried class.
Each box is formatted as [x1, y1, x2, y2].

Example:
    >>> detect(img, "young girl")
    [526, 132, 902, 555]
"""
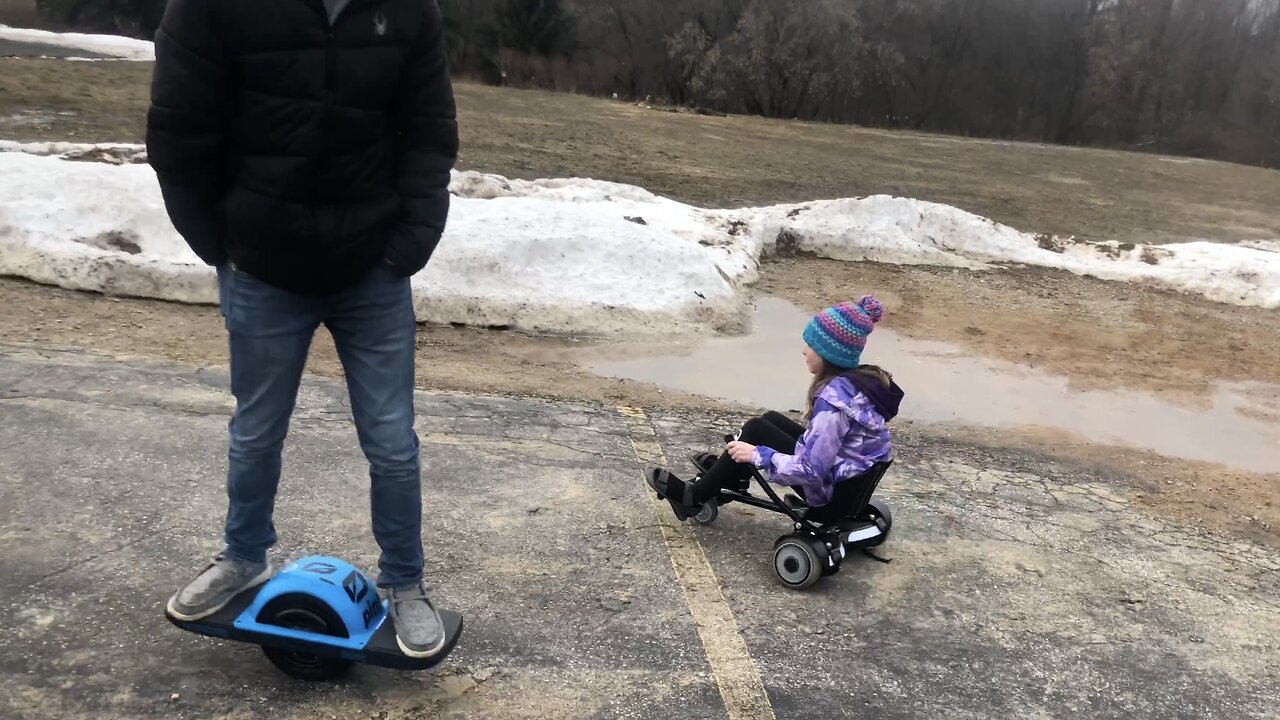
[646, 296, 903, 524]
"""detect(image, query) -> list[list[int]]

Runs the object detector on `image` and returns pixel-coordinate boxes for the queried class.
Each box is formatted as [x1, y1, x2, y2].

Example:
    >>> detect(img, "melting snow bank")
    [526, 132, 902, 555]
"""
[0, 152, 747, 334]
[414, 189, 745, 333]
[0, 140, 147, 164]
[1, 150, 1277, 337]
[0, 24, 154, 60]
[732, 197, 1280, 309]
[0, 153, 213, 303]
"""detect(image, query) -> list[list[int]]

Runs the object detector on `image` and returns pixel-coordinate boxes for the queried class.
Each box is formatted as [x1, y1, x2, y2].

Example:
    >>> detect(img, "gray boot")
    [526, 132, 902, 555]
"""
[387, 582, 446, 658]
[166, 553, 272, 621]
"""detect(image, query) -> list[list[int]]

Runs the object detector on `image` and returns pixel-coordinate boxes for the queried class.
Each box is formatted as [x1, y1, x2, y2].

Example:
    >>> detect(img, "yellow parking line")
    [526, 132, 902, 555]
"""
[617, 405, 777, 720]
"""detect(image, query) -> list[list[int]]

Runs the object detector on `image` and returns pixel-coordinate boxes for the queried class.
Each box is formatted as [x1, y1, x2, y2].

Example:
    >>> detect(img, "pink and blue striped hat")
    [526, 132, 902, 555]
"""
[802, 296, 884, 369]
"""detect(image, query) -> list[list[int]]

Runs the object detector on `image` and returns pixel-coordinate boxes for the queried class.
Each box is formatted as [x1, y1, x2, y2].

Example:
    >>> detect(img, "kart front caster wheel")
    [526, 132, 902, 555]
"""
[693, 503, 719, 526]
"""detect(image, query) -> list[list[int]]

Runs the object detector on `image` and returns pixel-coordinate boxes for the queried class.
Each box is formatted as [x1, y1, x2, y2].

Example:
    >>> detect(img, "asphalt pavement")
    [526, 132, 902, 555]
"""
[1, 345, 1276, 719]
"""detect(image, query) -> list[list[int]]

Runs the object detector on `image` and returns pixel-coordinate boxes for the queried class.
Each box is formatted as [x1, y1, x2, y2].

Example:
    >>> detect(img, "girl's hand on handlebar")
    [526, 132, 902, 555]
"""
[726, 441, 756, 464]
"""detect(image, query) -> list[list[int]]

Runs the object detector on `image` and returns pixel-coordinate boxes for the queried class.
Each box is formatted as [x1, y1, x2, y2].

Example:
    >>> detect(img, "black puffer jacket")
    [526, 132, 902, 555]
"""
[146, 0, 458, 294]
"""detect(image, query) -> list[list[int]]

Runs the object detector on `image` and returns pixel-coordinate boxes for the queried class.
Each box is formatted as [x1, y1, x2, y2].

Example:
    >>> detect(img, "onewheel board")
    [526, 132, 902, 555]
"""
[166, 556, 462, 678]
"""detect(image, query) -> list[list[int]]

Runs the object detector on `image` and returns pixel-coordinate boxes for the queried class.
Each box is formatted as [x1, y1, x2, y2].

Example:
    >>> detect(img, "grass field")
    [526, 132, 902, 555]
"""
[3, 57, 1279, 246]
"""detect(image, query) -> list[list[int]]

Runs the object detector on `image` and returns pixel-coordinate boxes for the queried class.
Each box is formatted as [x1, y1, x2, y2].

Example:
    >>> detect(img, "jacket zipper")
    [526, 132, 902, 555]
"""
[317, 14, 335, 216]
[324, 26, 335, 111]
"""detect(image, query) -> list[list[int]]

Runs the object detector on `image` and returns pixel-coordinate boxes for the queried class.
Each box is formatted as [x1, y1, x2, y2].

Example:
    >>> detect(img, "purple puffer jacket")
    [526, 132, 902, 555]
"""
[752, 376, 894, 507]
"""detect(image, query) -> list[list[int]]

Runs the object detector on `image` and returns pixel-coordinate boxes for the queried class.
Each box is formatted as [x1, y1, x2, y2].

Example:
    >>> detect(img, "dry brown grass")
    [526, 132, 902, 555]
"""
[3, 58, 1278, 245]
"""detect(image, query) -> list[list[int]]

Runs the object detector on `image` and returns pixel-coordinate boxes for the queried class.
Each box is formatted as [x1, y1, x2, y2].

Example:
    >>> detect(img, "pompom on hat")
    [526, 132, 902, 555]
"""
[802, 295, 884, 369]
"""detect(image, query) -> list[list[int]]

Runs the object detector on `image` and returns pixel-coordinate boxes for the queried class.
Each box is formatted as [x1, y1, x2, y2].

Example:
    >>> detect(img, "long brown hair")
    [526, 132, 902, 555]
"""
[805, 362, 893, 421]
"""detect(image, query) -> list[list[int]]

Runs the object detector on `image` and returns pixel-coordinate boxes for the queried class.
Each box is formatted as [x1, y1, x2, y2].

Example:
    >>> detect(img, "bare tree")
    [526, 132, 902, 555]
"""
[669, 0, 864, 119]
[44, 0, 1278, 166]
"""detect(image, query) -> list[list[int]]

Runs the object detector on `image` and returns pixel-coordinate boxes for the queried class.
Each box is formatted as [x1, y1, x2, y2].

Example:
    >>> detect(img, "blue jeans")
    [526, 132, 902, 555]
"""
[216, 262, 423, 589]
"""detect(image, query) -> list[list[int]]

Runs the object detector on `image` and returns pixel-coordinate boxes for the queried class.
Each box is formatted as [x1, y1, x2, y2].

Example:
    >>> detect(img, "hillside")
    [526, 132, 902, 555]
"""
[2, 57, 1278, 247]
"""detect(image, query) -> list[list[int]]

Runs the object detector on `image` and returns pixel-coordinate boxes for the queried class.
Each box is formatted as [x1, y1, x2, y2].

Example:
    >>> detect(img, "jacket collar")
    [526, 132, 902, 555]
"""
[298, 0, 382, 25]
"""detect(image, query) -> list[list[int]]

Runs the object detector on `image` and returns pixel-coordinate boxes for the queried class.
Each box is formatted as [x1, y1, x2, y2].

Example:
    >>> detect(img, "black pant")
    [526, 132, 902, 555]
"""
[692, 411, 874, 524]
[690, 411, 804, 505]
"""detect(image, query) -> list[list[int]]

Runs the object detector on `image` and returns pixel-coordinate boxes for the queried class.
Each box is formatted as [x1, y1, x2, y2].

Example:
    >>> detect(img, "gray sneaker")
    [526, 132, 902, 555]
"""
[166, 553, 272, 621]
[387, 582, 446, 658]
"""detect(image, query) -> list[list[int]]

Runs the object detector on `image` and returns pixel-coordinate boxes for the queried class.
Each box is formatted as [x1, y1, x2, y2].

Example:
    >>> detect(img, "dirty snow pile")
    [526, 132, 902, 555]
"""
[732, 197, 1280, 309]
[2, 146, 1278, 336]
[0, 24, 154, 60]
[0, 140, 147, 164]
[415, 174, 748, 333]
[0, 150, 747, 334]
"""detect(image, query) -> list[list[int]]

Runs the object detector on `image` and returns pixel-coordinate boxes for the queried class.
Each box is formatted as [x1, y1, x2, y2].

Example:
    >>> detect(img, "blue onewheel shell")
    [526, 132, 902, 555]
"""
[232, 555, 388, 651]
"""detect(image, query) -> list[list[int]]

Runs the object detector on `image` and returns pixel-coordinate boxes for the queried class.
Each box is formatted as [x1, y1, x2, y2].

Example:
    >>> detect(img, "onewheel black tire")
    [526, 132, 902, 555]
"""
[258, 593, 354, 681]
[863, 499, 893, 547]
[772, 536, 823, 590]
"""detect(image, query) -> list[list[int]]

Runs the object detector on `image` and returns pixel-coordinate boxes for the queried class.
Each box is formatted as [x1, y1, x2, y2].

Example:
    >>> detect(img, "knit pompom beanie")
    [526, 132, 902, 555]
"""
[802, 296, 884, 369]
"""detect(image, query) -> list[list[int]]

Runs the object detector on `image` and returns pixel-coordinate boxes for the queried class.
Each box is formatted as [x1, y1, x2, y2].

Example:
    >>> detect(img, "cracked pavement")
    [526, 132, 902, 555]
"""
[1, 346, 1276, 719]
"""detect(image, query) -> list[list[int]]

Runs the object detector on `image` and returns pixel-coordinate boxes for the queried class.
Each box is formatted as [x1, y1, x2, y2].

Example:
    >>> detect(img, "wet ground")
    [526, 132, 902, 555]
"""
[2, 345, 1278, 719]
[584, 297, 1280, 475]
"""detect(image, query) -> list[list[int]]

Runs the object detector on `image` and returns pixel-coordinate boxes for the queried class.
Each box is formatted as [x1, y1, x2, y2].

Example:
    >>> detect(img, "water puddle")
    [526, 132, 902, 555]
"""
[582, 296, 1280, 474]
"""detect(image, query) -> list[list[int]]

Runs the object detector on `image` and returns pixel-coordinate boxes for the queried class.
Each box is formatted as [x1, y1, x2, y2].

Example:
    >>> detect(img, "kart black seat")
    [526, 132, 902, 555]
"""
[799, 460, 893, 526]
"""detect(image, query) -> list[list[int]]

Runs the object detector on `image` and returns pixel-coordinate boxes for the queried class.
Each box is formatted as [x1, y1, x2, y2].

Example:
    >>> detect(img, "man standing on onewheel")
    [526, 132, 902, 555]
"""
[146, 0, 458, 658]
